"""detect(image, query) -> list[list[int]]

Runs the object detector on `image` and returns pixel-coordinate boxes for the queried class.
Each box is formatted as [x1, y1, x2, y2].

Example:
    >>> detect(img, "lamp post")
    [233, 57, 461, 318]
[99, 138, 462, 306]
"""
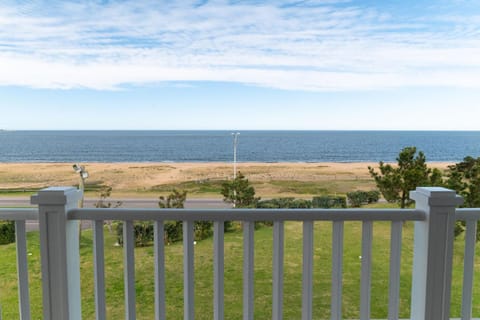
[73, 164, 88, 239]
[232, 132, 240, 179]
[232, 132, 240, 208]
[73, 163, 89, 208]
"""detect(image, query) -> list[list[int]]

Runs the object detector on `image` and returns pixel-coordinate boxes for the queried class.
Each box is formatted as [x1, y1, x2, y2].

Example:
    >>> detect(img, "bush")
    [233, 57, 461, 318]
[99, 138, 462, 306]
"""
[255, 198, 312, 228]
[116, 220, 215, 246]
[346, 190, 380, 207]
[134, 222, 154, 247]
[257, 197, 312, 209]
[366, 190, 380, 203]
[164, 221, 214, 244]
[224, 221, 235, 232]
[164, 221, 183, 244]
[0, 221, 15, 245]
[194, 221, 213, 240]
[312, 195, 347, 208]
[115, 221, 155, 247]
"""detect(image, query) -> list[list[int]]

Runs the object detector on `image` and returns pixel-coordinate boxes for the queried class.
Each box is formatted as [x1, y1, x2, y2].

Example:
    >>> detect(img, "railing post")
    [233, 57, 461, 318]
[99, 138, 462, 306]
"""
[410, 187, 463, 320]
[31, 187, 82, 320]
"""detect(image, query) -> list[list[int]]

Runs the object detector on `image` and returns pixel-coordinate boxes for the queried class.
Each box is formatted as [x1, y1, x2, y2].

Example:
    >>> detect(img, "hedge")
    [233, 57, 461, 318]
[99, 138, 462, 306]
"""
[0, 221, 15, 245]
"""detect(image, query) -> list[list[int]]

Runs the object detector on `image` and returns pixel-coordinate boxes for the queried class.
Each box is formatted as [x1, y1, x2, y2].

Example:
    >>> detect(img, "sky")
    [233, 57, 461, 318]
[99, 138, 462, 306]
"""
[0, 0, 479, 130]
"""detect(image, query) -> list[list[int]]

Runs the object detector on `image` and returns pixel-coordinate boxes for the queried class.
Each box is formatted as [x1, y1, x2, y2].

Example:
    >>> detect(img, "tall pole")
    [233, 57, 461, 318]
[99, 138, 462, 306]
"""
[78, 176, 85, 209]
[73, 164, 88, 209]
[233, 132, 240, 179]
[232, 132, 240, 208]
[73, 164, 88, 240]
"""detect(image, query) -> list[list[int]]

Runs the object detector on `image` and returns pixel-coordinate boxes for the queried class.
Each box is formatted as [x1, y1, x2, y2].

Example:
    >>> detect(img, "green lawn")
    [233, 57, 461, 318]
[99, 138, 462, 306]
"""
[0, 222, 479, 319]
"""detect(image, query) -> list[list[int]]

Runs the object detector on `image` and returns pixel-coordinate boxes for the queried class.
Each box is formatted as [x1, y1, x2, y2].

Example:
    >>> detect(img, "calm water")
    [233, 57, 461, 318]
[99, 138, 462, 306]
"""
[0, 131, 479, 162]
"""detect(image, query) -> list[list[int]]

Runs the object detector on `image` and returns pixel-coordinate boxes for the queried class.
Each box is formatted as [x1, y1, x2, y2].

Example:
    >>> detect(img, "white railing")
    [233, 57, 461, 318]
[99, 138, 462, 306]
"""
[0, 208, 38, 320]
[1, 187, 479, 320]
[455, 209, 480, 320]
[69, 207, 424, 320]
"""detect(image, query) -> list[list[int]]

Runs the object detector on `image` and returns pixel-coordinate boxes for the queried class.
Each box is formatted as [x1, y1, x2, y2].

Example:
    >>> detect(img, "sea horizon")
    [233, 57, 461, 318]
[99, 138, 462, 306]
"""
[1, 130, 479, 163]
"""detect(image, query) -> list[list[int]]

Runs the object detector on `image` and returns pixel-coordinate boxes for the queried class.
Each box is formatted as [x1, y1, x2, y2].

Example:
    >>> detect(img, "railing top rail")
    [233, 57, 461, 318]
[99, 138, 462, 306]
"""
[456, 208, 480, 221]
[68, 208, 425, 222]
[0, 208, 39, 220]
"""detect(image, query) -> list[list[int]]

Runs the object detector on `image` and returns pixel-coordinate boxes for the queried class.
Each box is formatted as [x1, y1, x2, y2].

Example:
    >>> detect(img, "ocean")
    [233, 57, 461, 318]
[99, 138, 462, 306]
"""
[0, 130, 479, 163]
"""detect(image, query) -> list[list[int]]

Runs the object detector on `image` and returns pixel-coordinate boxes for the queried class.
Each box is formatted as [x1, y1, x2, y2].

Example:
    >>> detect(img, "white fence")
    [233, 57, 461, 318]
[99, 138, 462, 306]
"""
[0, 187, 478, 320]
[0, 208, 38, 320]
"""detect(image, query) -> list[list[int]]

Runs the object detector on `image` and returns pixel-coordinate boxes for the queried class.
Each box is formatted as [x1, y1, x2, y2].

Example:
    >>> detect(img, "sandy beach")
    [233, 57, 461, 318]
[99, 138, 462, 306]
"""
[0, 162, 452, 198]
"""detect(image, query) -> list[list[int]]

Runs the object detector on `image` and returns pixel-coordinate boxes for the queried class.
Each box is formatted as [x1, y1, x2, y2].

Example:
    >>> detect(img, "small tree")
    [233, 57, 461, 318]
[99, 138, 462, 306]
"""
[94, 185, 122, 209]
[158, 189, 187, 244]
[446, 156, 480, 207]
[221, 171, 259, 208]
[94, 185, 122, 236]
[368, 146, 442, 208]
[158, 189, 187, 208]
[445, 156, 480, 240]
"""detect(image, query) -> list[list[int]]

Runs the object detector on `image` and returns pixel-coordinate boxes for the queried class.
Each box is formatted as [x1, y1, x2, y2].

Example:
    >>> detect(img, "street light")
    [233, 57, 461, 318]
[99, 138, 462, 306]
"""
[232, 132, 240, 180]
[231, 132, 240, 208]
[73, 163, 88, 208]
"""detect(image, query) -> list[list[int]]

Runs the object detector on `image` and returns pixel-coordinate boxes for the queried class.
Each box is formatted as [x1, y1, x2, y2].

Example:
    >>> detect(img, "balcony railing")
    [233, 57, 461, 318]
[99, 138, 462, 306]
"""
[0, 186, 478, 320]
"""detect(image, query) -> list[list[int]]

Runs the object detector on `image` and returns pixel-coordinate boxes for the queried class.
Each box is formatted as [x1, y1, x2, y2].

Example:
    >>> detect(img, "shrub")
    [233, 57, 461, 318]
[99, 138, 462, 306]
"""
[194, 221, 213, 240]
[0, 221, 15, 245]
[255, 197, 312, 228]
[115, 221, 155, 247]
[134, 222, 154, 247]
[164, 221, 183, 244]
[346, 190, 380, 207]
[116, 220, 215, 246]
[257, 197, 312, 209]
[224, 221, 235, 232]
[311, 195, 347, 208]
[366, 190, 381, 203]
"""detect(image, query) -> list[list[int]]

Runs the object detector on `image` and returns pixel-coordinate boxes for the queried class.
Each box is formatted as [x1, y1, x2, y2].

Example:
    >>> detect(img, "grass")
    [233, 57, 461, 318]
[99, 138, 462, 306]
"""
[1, 221, 479, 319]
[135, 178, 376, 199]
[149, 180, 224, 195]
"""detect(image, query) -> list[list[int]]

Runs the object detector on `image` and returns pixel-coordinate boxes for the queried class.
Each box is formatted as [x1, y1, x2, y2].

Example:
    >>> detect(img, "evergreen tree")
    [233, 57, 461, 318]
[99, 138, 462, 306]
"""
[221, 172, 259, 208]
[445, 156, 480, 240]
[368, 146, 442, 208]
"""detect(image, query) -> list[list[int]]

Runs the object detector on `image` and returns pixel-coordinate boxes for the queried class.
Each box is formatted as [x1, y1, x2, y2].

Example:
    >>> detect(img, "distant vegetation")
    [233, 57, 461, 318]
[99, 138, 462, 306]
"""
[368, 147, 480, 240]
[368, 146, 442, 208]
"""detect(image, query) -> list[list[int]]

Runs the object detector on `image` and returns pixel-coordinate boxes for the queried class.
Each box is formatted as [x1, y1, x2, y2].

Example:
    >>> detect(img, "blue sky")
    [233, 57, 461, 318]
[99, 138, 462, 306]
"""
[0, 0, 479, 130]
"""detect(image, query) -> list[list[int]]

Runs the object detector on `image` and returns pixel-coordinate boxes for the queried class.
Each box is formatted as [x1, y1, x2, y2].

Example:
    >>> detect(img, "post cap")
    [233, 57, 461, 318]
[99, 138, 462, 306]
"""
[410, 187, 464, 206]
[31, 187, 81, 205]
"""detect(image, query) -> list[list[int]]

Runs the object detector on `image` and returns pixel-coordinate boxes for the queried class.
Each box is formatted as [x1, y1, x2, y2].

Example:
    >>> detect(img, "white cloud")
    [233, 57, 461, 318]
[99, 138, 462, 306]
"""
[0, 0, 479, 91]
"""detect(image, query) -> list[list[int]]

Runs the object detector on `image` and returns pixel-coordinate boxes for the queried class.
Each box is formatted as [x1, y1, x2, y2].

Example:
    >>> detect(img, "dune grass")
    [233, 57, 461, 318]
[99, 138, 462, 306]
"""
[0, 221, 479, 319]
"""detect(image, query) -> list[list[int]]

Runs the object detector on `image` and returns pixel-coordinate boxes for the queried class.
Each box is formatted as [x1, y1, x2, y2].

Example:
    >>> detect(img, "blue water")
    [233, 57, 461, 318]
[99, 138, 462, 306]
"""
[0, 131, 479, 162]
